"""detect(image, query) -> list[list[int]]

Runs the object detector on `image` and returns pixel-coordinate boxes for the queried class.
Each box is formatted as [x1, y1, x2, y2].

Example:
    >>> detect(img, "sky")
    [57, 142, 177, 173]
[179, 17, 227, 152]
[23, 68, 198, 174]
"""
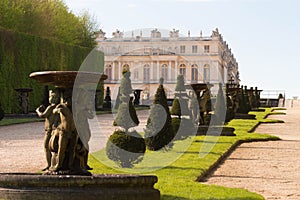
[64, 0, 300, 98]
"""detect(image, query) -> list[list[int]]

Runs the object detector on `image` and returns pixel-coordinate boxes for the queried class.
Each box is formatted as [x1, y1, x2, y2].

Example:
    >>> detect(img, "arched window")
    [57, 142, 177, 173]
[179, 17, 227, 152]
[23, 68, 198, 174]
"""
[122, 64, 130, 72]
[161, 64, 168, 81]
[204, 64, 210, 82]
[143, 64, 150, 83]
[191, 64, 198, 82]
[105, 64, 112, 81]
[179, 64, 186, 78]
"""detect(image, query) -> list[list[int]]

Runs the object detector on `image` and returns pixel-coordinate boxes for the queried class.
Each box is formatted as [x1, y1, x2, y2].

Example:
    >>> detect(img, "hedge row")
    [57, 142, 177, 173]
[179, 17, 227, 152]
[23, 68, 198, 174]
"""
[0, 28, 101, 113]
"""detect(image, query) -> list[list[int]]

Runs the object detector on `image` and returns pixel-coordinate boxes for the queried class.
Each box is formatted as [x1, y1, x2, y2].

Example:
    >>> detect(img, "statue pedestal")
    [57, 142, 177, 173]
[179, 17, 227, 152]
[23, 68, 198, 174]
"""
[0, 173, 160, 200]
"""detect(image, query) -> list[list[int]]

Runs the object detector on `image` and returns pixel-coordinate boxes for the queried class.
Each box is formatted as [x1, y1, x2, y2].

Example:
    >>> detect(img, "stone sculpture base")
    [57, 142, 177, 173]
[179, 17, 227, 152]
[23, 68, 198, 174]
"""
[0, 173, 160, 200]
[197, 126, 236, 136]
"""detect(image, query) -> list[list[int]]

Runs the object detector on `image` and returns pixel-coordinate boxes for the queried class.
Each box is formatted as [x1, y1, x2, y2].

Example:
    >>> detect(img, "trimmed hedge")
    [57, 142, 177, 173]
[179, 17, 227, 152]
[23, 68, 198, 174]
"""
[0, 28, 100, 113]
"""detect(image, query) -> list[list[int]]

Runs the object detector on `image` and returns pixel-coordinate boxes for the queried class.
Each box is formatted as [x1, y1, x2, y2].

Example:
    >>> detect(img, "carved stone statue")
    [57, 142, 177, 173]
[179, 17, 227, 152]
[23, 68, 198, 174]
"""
[51, 102, 77, 172]
[36, 89, 60, 171]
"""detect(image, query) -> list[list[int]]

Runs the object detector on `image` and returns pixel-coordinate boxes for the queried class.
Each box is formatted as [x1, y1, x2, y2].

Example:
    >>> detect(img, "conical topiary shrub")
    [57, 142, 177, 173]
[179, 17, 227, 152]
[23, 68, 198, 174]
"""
[106, 69, 145, 168]
[214, 83, 226, 125]
[144, 78, 174, 151]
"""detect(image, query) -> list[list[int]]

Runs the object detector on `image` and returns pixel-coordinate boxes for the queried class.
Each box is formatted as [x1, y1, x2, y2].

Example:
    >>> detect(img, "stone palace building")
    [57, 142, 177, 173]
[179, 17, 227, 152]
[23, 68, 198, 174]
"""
[96, 28, 240, 100]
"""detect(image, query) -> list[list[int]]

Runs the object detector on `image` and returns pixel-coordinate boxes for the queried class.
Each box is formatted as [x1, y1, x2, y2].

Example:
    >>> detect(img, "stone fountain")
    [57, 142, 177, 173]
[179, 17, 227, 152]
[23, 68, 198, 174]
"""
[0, 71, 160, 200]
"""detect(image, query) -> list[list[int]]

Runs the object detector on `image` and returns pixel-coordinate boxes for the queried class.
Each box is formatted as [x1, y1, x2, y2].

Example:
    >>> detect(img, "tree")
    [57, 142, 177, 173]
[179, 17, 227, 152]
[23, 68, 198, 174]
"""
[144, 78, 174, 151]
[0, 0, 98, 48]
[175, 74, 185, 93]
[106, 70, 145, 168]
[171, 98, 181, 119]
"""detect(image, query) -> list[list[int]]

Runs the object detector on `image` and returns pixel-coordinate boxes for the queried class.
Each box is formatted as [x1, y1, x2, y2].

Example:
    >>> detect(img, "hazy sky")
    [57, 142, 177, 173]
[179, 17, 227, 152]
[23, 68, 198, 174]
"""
[65, 0, 300, 98]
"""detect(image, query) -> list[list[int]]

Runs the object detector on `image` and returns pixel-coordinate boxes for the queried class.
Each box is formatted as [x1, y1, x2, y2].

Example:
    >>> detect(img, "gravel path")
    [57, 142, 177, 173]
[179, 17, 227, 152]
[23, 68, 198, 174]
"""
[0, 110, 150, 173]
[204, 108, 300, 200]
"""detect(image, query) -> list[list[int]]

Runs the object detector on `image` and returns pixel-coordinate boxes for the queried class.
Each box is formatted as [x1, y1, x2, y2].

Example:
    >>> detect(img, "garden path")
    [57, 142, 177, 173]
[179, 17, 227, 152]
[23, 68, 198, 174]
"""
[204, 108, 300, 200]
[0, 109, 150, 173]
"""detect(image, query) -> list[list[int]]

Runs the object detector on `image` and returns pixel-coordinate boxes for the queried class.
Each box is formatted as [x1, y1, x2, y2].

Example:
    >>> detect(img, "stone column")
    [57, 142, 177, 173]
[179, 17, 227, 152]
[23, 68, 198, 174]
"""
[168, 61, 172, 81]
[118, 62, 121, 81]
[175, 60, 178, 78]
[112, 62, 115, 81]
[157, 61, 160, 81]
[150, 61, 154, 82]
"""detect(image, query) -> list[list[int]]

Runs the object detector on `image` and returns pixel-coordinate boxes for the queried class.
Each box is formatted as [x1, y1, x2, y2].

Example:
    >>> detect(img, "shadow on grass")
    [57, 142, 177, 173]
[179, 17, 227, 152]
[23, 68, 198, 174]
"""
[162, 195, 261, 200]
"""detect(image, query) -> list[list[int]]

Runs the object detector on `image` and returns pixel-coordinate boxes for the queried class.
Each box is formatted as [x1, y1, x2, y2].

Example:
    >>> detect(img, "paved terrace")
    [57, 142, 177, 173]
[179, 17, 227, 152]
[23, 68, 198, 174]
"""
[204, 108, 300, 200]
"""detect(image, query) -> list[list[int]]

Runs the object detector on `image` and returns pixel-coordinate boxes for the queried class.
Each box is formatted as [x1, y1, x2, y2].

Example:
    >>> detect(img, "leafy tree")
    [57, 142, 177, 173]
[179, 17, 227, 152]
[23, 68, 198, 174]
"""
[144, 78, 174, 151]
[0, 0, 98, 48]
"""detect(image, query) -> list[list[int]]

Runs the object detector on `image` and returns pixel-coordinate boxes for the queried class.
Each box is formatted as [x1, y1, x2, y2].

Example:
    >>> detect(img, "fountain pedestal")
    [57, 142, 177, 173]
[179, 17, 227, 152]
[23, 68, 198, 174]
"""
[0, 71, 160, 199]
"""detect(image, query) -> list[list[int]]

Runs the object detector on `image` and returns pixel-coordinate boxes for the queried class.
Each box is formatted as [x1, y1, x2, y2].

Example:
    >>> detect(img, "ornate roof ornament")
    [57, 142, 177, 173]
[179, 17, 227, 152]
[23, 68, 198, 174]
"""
[151, 28, 161, 38]
[112, 29, 124, 38]
[169, 29, 179, 38]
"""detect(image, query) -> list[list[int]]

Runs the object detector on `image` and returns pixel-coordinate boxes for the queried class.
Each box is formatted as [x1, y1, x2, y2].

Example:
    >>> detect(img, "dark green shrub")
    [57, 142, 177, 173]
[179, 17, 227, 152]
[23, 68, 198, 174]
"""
[106, 130, 145, 168]
[108, 69, 144, 167]
[145, 78, 174, 151]
[171, 98, 181, 118]
[113, 70, 139, 132]
[214, 83, 226, 125]
[0, 102, 4, 121]
[253, 87, 261, 108]
[237, 86, 247, 114]
[244, 86, 251, 113]
[172, 118, 196, 140]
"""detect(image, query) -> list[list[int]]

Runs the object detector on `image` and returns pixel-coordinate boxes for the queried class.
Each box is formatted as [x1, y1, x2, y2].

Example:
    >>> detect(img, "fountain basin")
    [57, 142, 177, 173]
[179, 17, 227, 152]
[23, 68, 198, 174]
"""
[0, 173, 160, 200]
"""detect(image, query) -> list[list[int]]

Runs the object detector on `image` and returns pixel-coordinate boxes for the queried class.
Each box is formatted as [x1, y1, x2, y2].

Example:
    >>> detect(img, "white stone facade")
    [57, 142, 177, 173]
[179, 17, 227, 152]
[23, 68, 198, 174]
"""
[97, 28, 239, 101]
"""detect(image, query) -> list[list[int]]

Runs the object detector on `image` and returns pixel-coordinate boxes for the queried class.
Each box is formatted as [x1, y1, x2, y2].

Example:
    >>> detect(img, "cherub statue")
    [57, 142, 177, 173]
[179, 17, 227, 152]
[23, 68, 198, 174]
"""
[36, 89, 60, 171]
[51, 101, 77, 171]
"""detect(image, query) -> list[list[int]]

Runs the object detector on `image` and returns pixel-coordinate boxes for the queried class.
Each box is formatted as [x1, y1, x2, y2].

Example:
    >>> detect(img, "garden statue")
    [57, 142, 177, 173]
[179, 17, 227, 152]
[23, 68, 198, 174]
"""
[36, 89, 61, 171]
[30, 71, 108, 175]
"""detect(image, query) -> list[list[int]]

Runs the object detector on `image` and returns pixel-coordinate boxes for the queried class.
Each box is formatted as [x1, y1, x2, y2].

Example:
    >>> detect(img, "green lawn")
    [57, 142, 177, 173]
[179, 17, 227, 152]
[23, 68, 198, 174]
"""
[0, 117, 43, 126]
[89, 108, 281, 200]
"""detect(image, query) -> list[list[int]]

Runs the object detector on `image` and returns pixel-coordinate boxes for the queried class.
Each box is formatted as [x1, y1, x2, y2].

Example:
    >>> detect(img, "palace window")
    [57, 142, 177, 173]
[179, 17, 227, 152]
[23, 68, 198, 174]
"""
[133, 68, 139, 80]
[105, 65, 112, 81]
[191, 64, 198, 82]
[204, 45, 210, 53]
[180, 45, 186, 53]
[179, 64, 186, 78]
[143, 64, 150, 83]
[161, 64, 168, 81]
[204, 64, 210, 82]
[192, 45, 198, 53]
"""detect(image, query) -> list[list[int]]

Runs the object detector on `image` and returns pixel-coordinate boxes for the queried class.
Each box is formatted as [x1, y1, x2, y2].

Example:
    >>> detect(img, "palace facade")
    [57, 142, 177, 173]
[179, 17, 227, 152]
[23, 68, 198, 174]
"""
[96, 28, 240, 101]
